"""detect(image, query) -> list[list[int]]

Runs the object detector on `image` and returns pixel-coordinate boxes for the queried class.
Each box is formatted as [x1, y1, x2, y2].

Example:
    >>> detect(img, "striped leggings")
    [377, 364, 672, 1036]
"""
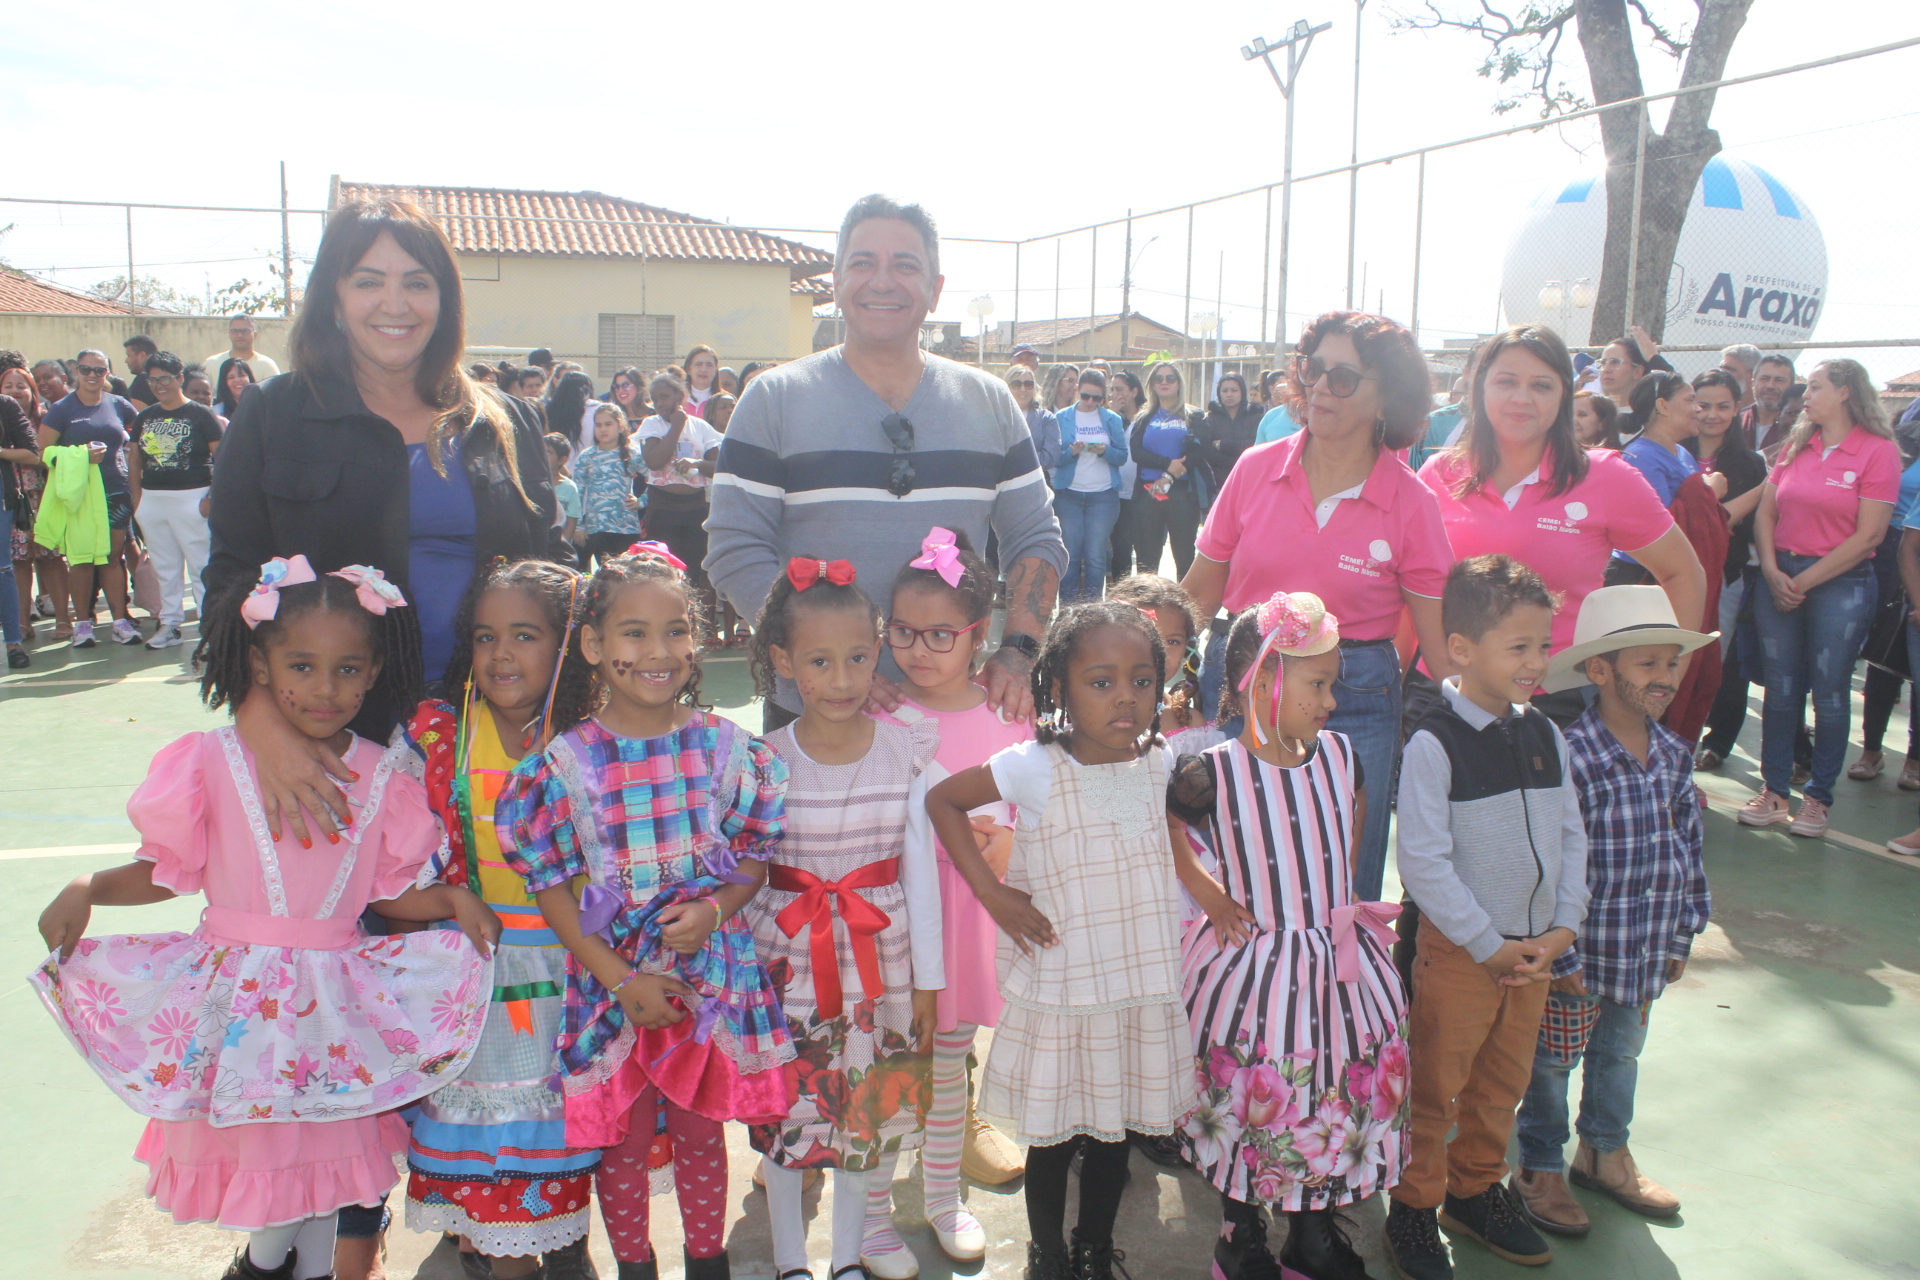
[866, 1025, 977, 1244]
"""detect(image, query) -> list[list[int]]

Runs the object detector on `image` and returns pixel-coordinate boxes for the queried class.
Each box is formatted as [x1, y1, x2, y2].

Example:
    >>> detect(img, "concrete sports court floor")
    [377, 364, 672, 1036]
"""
[4, 630, 1917, 1279]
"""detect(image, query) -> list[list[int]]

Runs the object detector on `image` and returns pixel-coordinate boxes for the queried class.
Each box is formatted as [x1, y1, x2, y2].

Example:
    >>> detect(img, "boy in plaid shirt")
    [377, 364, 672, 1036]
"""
[1514, 585, 1713, 1236]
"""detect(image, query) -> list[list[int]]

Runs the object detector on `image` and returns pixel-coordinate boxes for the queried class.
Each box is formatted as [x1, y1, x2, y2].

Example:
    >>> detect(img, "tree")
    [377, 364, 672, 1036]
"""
[88, 274, 191, 312]
[1395, 0, 1755, 345]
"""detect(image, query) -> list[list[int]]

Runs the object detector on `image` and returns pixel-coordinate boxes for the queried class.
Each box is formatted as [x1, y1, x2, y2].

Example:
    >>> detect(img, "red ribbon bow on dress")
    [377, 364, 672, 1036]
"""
[770, 860, 898, 1019]
[1330, 900, 1402, 984]
[786, 558, 857, 591]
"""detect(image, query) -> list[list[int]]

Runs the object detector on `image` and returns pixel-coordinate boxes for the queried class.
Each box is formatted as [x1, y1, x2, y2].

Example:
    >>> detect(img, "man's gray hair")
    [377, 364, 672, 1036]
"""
[1758, 353, 1796, 373]
[836, 194, 940, 280]
[1720, 343, 1762, 374]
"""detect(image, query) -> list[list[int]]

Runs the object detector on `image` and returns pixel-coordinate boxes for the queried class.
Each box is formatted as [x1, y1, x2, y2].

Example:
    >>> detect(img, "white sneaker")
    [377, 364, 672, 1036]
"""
[931, 1206, 987, 1261]
[112, 618, 142, 645]
[146, 626, 184, 650]
[71, 621, 97, 648]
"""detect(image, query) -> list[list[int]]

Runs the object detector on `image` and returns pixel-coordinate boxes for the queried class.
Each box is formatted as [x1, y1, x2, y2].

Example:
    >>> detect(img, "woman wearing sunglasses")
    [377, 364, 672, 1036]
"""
[1049, 368, 1130, 602]
[1182, 311, 1454, 901]
[1129, 361, 1212, 579]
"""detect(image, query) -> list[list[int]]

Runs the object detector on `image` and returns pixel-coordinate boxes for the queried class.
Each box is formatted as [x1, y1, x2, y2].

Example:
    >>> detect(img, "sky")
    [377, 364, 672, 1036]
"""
[5, 0, 1916, 382]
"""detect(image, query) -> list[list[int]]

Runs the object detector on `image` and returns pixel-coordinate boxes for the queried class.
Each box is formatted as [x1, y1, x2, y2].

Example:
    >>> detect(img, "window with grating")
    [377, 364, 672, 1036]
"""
[597, 314, 676, 380]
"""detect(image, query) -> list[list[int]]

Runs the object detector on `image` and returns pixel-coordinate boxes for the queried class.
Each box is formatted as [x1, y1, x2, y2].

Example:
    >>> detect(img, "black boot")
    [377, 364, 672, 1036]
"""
[1440, 1183, 1552, 1265]
[1024, 1241, 1073, 1280]
[220, 1247, 297, 1280]
[1068, 1230, 1132, 1280]
[683, 1249, 731, 1280]
[615, 1260, 657, 1280]
[1212, 1213, 1283, 1279]
[543, 1236, 597, 1280]
[1381, 1200, 1452, 1280]
[1278, 1208, 1370, 1280]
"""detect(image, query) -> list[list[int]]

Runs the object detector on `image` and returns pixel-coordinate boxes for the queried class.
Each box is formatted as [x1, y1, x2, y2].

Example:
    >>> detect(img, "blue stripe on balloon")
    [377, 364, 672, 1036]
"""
[1556, 176, 1597, 203]
[1701, 156, 1742, 209]
[1750, 163, 1801, 218]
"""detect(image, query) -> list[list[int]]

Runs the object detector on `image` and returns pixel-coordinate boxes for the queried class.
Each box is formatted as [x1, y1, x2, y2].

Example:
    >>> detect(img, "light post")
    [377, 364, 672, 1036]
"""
[1194, 310, 1219, 401]
[1537, 279, 1595, 340]
[968, 294, 996, 366]
[1243, 19, 1331, 363]
[1346, 0, 1367, 310]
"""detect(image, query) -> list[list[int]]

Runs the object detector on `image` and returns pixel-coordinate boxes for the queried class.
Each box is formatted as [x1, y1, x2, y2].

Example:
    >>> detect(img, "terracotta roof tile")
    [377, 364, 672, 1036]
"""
[337, 182, 833, 280]
[0, 269, 163, 315]
[791, 275, 834, 299]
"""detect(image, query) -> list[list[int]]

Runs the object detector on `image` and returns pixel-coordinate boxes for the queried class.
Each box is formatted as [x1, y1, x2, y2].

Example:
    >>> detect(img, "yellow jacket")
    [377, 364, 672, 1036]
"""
[34, 445, 111, 566]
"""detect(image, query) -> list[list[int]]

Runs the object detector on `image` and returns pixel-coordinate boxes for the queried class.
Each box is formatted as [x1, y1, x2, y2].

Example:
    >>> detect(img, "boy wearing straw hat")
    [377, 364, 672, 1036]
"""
[1512, 585, 1714, 1237]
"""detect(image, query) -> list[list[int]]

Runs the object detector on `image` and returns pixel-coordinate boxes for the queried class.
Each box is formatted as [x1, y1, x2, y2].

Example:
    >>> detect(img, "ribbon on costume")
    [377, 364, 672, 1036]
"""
[770, 859, 898, 1019]
[241, 555, 317, 628]
[329, 564, 409, 615]
[909, 527, 964, 587]
[626, 540, 687, 572]
[786, 558, 856, 591]
[1330, 900, 1402, 984]
[1236, 594, 1340, 747]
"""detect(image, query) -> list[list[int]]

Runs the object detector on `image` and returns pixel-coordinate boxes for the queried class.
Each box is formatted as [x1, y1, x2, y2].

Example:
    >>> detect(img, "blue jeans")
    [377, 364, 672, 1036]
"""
[1517, 996, 1651, 1171]
[1055, 488, 1120, 603]
[0, 505, 19, 646]
[1329, 640, 1402, 902]
[1752, 551, 1877, 805]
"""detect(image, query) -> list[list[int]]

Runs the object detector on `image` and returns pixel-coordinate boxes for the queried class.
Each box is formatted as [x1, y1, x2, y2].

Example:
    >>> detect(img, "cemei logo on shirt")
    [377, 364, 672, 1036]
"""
[1339, 538, 1395, 579]
[1828, 470, 1857, 490]
[1535, 501, 1586, 536]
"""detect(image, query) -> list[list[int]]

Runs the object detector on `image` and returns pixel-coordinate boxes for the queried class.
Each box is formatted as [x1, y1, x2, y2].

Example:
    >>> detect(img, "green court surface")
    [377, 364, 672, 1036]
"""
[4, 633, 1917, 1279]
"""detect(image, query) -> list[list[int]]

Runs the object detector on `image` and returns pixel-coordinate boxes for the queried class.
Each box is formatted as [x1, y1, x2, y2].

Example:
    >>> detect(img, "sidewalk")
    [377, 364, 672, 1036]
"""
[4, 636, 1918, 1278]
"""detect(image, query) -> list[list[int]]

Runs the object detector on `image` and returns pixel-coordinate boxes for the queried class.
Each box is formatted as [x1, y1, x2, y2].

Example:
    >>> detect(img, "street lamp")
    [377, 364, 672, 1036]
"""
[1243, 18, 1332, 361]
[968, 294, 996, 366]
[1537, 278, 1595, 337]
[1346, 0, 1368, 310]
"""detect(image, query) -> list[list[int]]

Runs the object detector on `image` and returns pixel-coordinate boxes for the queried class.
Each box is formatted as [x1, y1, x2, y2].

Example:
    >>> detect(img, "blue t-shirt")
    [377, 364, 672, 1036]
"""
[44, 392, 138, 494]
[1137, 409, 1191, 484]
[1894, 455, 1920, 529]
[1254, 404, 1303, 446]
[1614, 437, 1695, 564]
[407, 440, 477, 684]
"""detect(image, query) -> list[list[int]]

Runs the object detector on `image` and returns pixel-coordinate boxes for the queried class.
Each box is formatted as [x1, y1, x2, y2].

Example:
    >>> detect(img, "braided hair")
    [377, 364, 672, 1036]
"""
[198, 574, 420, 720]
[1215, 603, 1271, 726]
[442, 558, 595, 736]
[891, 528, 995, 652]
[1029, 600, 1166, 749]
[749, 561, 883, 700]
[576, 546, 710, 711]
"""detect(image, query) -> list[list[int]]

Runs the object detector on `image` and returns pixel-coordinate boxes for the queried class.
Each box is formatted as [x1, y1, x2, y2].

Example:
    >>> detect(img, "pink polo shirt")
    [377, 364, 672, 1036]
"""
[1418, 447, 1674, 654]
[1767, 427, 1900, 557]
[1195, 432, 1454, 640]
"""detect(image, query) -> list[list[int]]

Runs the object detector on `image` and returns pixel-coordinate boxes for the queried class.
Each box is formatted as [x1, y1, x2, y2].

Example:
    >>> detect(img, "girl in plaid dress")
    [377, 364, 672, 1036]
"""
[926, 601, 1199, 1280]
[499, 545, 795, 1280]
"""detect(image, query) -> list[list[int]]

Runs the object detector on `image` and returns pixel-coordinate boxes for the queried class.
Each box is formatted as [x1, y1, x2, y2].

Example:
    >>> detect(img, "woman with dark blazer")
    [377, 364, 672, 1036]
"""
[204, 196, 554, 846]
[1129, 360, 1212, 579]
[1194, 371, 1263, 481]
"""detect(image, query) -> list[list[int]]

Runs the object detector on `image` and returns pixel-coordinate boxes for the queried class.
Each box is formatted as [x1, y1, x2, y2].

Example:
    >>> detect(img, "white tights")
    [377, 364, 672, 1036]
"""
[246, 1215, 338, 1278]
[762, 1157, 868, 1278]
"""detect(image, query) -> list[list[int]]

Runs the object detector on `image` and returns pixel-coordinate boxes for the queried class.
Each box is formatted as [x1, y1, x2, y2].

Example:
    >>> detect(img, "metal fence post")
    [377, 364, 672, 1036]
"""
[1623, 105, 1648, 336]
[1088, 226, 1098, 361]
[1411, 150, 1425, 346]
[124, 205, 136, 316]
[1011, 241, 1021, 350]
[1184, 205, 1194, 358]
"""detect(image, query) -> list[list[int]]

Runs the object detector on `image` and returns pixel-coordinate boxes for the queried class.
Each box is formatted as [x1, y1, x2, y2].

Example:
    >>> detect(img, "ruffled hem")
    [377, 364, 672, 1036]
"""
[135, 1114, 406, 1230]
[563, 1030, 790, 1147]
[1010, 1118, 1188, 1147]
[405, 1198, 592, 1257]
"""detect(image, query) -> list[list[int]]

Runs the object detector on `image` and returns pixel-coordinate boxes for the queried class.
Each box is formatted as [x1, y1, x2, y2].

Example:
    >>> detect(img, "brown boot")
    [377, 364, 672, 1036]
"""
[1569, 1141, 1681, 1217]
[1512, 1166, 1591, 1237]
[959, 1100, 1024, 1185]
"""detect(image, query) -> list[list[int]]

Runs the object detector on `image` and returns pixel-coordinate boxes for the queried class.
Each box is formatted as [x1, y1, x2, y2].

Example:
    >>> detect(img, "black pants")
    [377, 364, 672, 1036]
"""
[643, 493, 711, 591]
[1107, 498, 1138, 584]
[1131, 480, 1202, 579]
[584, 531, 638, 568]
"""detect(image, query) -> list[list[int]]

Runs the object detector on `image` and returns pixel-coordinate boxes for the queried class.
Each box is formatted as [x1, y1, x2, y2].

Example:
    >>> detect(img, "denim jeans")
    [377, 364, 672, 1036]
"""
[1328, 639, 1402, 902]
[0, 504, 20, 645]
[1752, 551, 1877, 805]
[1055, 487, 1120, 603]
[1517, 996, 1651, 1171]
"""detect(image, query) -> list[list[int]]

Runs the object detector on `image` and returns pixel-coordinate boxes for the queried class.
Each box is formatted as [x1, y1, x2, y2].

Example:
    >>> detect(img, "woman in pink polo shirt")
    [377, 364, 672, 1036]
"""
[1183, 311, 1452, 900]
[1418, 325, 1707, 725]
[1738, 358, 1900, 836]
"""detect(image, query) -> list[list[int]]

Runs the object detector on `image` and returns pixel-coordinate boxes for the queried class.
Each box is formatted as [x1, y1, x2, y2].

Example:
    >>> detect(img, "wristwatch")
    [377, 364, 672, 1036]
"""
[998, 632, 1040, 659]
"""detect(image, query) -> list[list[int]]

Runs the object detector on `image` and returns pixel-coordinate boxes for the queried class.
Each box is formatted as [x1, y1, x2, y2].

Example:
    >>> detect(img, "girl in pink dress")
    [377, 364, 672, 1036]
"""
[32, 557, 499, 1280]
[862, 528, 1032, 1278]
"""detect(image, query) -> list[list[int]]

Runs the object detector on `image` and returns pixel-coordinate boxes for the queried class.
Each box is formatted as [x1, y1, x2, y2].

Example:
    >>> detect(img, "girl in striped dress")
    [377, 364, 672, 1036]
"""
[744, 557, 941, 1280]
[401, 559, 609, 1280]
[1167, 592, 1409, 1280]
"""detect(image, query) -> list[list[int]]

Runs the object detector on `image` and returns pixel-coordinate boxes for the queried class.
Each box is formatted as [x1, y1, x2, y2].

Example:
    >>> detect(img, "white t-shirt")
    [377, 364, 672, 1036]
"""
[1070, 408, 1111, 492]
[639, 413, 724, 489]
[203, 349, 280, 380]
[988, 739, 1176, 830]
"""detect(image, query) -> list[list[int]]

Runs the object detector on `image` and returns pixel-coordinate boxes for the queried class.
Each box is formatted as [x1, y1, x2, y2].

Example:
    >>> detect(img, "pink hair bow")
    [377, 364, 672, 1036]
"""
[329, 565, 408, 615]
[241, 555, 318, 629]
[625, 540, 688, 572]
[910, 526, 964, 588]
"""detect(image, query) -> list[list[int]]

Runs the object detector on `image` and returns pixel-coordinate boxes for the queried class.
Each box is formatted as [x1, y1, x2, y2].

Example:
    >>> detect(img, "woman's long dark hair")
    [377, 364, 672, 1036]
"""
[547, 371, 596, 450]
[1622, 370, 1688, 440]
[215, 357, 255, 417]
[1450, 324, 1588, 500]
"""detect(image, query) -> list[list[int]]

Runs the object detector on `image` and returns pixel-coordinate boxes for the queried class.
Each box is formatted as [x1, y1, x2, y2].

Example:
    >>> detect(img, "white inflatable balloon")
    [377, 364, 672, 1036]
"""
[1501, 156, 1826, 374]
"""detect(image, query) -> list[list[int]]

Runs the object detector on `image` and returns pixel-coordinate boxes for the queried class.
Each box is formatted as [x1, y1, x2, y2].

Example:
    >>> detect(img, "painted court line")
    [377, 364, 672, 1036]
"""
[0, 842, 140, 862]
[1697, 780, 1920, 873]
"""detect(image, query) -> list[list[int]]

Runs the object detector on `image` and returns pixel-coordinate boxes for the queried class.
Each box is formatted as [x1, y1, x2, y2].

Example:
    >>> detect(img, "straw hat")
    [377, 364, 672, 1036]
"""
[1542, 584, 1717, 693]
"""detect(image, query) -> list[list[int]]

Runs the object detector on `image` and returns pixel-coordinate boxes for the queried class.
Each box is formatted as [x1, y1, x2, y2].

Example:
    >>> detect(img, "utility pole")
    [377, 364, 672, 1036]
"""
[124, 206, 136, 316]
[280, 161, 293, 318]
[1244, 19, 1330, 361]
[1346, 0, 1367, 310]
[1120, 210, 1132, 362]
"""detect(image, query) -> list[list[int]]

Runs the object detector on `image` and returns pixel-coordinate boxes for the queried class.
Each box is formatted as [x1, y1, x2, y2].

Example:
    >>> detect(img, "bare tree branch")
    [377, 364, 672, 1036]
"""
[1624, 0, 1689, 57]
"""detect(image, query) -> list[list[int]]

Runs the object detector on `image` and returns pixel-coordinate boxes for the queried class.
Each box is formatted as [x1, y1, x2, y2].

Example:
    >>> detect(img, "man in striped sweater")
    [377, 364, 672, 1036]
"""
[706, 194, 1066, 729]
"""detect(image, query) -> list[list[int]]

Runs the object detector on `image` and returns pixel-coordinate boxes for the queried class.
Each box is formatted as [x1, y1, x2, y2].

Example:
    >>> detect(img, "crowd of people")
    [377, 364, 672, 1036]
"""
[13, 188, 1919, 1280]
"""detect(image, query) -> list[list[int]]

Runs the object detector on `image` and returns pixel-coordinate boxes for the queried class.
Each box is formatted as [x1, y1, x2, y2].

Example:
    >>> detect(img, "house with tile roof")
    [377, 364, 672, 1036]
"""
[333, 179, 834, 375]
[973, 310, 1191, 361]
[0, 269, 291, 374]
